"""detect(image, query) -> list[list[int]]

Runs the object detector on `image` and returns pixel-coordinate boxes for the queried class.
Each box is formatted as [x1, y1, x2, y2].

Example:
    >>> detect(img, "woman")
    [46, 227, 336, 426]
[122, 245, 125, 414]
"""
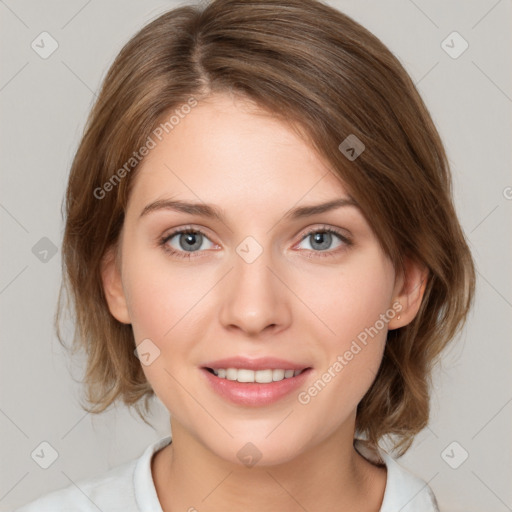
[13, 0, 475, 510]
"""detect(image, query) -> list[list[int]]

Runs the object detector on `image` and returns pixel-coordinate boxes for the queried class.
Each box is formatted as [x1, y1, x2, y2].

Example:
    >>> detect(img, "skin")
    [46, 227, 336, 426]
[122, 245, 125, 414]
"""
[101, 92, 428, 511]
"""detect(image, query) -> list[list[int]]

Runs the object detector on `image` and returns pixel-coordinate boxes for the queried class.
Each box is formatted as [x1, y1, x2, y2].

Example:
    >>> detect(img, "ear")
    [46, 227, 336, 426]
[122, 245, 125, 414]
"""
[100, 245, 131, 324]
[387, 256, 429, 330]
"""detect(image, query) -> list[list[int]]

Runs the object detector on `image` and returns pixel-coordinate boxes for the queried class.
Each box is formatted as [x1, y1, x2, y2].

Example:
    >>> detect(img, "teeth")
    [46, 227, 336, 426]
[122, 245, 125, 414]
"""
[211, 368, 304, 383]
[272, 369, 285, 381]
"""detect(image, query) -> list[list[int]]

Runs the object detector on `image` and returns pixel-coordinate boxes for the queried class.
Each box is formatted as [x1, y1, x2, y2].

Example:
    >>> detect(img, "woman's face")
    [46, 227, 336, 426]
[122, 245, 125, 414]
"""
[105, 93, 406, 466]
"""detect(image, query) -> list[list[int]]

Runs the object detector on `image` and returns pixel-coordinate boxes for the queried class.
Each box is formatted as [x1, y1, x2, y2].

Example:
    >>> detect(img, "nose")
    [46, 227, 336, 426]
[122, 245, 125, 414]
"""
[218, 248, 291, 337]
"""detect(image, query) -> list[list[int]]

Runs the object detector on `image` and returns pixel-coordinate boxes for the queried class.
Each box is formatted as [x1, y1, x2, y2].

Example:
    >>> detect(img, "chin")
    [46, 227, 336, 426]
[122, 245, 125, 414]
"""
[198, 422, 316, 468]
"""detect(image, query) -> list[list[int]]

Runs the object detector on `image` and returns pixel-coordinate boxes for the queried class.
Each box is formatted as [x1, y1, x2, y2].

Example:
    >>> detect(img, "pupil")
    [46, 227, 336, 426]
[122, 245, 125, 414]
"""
[312, 232, 331, 250]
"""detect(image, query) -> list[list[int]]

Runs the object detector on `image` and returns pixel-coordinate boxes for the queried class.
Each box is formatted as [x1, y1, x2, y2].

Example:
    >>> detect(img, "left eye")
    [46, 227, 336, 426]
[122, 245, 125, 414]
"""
[296, 228, 348, 252]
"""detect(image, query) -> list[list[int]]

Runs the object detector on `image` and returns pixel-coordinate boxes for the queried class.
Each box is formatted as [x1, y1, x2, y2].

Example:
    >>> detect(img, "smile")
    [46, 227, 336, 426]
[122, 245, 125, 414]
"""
[201, 367, 313, 407]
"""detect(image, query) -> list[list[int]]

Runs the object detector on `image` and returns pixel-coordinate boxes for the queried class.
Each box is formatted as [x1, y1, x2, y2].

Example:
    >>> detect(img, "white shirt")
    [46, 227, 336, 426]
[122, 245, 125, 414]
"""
[11, 436, 440, 511]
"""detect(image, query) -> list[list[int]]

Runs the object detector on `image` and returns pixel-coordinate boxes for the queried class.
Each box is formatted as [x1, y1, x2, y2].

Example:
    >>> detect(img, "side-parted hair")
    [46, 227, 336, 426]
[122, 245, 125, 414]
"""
[56, 0, 475, 456]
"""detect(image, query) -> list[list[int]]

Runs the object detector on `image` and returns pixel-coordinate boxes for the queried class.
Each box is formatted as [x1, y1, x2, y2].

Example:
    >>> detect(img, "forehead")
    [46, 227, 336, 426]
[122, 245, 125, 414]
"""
[127, 93, 352, 216]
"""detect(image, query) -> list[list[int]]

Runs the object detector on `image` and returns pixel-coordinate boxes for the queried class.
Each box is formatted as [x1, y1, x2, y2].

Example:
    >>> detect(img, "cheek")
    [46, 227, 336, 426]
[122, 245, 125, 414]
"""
[294, 248, 395, 346]
[125, 266, 200, 421]
[293, 250, 394, 411]
[122, 251, 212, 403]
[124, 249, 207, 343]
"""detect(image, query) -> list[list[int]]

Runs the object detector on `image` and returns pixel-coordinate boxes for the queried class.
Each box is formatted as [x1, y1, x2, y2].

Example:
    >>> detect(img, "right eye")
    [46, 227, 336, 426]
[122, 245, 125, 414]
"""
[159, 228, 217, 259]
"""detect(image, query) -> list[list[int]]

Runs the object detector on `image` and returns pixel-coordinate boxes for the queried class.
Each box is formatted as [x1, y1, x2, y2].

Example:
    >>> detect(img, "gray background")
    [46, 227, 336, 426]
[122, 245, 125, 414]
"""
[1, 1, 511, 511]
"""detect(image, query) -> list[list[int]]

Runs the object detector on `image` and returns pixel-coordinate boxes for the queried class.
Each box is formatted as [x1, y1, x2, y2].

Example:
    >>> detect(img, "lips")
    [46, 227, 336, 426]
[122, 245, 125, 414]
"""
[201, 356, 312, 406]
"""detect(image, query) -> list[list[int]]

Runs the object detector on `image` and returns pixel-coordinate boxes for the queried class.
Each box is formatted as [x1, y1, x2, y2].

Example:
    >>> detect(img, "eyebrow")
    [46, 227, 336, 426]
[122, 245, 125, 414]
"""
[139, 196, 359, 222]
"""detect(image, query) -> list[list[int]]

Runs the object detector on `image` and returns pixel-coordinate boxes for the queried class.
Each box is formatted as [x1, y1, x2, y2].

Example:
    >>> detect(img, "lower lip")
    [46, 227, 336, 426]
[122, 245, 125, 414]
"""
[201, 368, 312, 407]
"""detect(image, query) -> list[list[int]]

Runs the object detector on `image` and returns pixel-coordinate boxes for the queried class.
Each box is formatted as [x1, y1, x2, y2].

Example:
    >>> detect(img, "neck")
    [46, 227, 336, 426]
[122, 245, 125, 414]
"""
[152, 418, 387, 512]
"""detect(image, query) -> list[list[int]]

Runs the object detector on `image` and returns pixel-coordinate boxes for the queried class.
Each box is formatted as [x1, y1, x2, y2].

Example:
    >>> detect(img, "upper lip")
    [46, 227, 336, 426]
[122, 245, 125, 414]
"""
[202, 356, 310, 371]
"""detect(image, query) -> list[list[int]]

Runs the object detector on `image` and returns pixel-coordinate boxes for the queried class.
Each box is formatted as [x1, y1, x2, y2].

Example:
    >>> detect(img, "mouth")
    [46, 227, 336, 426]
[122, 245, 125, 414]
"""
[200, 357, 312, 406]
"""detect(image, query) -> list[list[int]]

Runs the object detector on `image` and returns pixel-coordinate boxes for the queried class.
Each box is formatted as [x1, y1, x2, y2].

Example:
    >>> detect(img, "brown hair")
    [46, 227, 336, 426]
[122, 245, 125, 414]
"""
[56, 0, 475, 456]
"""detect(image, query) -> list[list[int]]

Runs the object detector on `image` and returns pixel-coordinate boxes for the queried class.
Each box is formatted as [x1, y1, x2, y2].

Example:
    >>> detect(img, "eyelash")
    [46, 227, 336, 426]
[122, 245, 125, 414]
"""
[158, 225, 353, 260]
